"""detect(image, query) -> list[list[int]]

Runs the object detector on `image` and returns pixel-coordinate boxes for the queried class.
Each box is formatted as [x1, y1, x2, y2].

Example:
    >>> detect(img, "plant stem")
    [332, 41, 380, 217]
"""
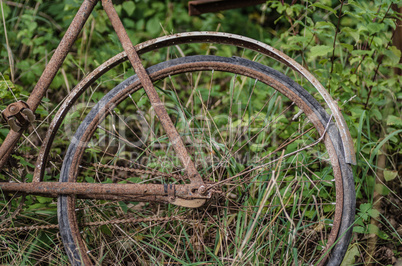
[365, 97, 392, 264]
[353, 4, 393, 75]
[364, 29, 397, 110]
[329, 0, 344, 76]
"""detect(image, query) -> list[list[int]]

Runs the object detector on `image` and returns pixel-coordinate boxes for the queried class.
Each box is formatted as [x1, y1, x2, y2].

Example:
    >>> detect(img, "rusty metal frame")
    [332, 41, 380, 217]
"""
[0, 0, 208, 206]
[1, 5, 355, 199]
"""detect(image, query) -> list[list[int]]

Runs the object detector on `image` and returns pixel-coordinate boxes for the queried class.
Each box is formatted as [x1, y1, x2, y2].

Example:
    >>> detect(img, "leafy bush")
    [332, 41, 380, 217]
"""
[0, 0, 401, 264]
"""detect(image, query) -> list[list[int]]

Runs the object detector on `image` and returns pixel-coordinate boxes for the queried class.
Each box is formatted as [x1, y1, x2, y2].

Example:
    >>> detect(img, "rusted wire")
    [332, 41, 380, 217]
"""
[0, 216, 197, 233]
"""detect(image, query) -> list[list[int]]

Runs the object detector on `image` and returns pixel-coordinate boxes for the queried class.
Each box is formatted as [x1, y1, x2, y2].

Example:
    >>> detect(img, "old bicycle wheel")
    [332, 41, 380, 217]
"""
[58, 56, 355, 265]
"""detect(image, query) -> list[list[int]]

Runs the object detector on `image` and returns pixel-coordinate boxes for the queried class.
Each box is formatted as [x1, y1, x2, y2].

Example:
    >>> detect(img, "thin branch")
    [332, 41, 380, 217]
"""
[330, 0, 345, 76]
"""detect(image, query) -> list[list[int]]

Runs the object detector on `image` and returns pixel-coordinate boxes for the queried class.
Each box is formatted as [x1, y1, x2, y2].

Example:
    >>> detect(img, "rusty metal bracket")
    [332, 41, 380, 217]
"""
[1, 101, 35, 132]
[166, 184, 176, 200]
[171, 198, 207, 208]
[165, 183, 208, 208]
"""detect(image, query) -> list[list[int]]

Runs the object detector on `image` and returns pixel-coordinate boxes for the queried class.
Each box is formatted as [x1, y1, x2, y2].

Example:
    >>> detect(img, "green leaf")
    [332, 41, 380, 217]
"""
[118, 201, 128, 214]
[122, 1, 136, 16]
[384, 46, 402, 66]
[386, 115, 402, 126]
[0, 78, 14, 92]
[146, 16, 161, 36]
[384, 170, 398, 182]
[36, 196, 53, 204]
[368, 209, 380, 219]
[27, 203, 47, 211]
[100, 225, 112, 236]
[368, 130, 402, 171]
[315, 21, 335, 30]
[104, 178, 113, 184]
[127, 177, 142, 183]
[324, 204, 335, 213]
[368, 224, 389, 240]
[370, 109, 382, 120]
[114, 4, 122, 15]
[310, 45, 333, 58]
[350, 106, 365, 117]
[340, 43, 354, 52]
[342, 27, 360, 43]
[312, 3, 337, 15]
[367, 22, 384, 35]
[372, 36, 383, 46]
[11, 155, 35, 168]
[374, 183, 390, 196]
[341, 244, 359, 266]
[359, 203, 371, 213]
[351, 49, 374, 56]
[85, 176, 95, 183]
[353, 226, 365, 234]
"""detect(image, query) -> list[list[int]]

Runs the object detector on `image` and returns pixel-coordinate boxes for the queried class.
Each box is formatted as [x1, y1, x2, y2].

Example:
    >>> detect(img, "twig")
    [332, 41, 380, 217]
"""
[365, 126, 388, 264]
[353, 4, 393, 75]
[329, 0, 344, 76]
[1, 0, 14, 82]
[363, 30, 396, 110]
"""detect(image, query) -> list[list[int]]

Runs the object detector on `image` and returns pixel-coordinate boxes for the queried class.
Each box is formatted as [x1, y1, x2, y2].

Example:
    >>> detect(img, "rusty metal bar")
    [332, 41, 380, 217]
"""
[8, 192, 167, 202]
[0, 0, 98, 170]
[0, 182, 198, 198]
[188, 0, 267, 16]
[101, 0, 204, 185]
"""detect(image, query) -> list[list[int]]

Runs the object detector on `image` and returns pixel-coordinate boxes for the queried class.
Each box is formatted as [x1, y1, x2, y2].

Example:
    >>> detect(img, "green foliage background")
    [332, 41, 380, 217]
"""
[0, 0, 401, 264]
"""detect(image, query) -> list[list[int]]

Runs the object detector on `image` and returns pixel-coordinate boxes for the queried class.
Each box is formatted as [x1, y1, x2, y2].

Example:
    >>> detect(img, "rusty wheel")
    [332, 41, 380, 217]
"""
[58, 56, 355, 265]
